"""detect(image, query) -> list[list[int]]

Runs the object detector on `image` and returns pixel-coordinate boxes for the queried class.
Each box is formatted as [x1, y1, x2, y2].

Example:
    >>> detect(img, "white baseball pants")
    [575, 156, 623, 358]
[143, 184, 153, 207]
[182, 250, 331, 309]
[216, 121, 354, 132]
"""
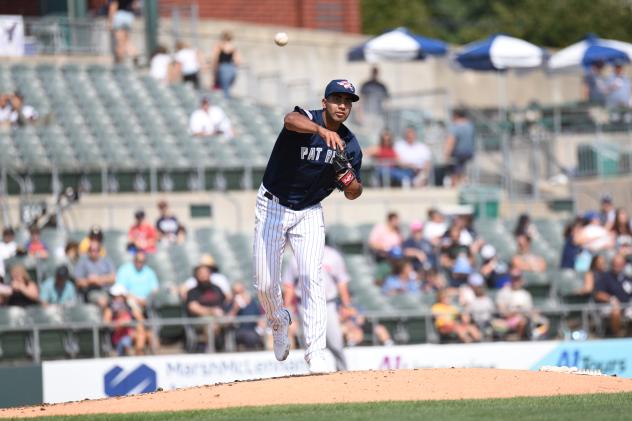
[253, 185, 326, 361]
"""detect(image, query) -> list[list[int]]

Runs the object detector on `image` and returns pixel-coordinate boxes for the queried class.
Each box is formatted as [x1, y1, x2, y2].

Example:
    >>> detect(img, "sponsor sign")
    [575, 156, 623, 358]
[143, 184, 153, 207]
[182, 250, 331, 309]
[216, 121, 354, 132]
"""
[0, 16, 24, 56]
[530, 338, 632, 377]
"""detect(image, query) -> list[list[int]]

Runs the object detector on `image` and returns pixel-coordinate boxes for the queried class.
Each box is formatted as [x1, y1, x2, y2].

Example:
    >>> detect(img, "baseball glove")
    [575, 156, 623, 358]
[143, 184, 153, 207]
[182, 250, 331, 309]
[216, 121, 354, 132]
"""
[332, 147, 356, 191]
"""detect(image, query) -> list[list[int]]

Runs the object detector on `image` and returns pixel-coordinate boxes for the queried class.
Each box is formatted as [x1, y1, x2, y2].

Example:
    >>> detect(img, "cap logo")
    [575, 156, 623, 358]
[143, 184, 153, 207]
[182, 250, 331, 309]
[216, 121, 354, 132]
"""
[337, 80, 355, 92]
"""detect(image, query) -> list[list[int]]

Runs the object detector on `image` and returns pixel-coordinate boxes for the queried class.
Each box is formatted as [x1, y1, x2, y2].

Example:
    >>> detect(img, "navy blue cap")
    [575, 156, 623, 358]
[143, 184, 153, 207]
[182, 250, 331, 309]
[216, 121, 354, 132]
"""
[324, 79, 360, 102]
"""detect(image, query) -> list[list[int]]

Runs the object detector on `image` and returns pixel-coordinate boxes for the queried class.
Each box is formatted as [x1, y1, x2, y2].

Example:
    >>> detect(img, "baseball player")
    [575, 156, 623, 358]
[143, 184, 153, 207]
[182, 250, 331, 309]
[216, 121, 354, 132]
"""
[283, 241, 353, 371]
[253, 79, 363, 373]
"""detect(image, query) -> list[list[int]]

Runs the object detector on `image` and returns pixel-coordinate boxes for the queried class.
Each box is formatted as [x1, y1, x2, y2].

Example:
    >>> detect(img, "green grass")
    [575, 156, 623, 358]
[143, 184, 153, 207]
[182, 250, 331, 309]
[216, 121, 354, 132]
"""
[28, 392, 632, 421]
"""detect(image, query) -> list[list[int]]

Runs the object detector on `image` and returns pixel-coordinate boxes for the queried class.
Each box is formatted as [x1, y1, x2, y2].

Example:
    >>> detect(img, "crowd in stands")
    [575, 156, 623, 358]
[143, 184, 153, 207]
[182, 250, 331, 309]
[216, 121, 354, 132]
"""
[583, 60, 631, 109]
[368, 196, 632, 343]
[149, 30, 241, 98]
[0, 92, 38, 130]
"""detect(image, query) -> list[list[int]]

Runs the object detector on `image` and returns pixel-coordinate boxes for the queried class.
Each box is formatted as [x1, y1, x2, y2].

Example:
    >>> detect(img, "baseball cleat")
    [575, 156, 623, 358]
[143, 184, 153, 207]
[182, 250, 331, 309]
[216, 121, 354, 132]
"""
[272, 309, 291, 361]
[308, 352, 334, 374]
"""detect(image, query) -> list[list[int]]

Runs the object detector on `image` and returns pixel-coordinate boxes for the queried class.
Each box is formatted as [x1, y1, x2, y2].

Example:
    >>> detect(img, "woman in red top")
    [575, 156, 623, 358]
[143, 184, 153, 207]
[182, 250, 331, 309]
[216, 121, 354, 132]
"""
[367, 130, 408, 187]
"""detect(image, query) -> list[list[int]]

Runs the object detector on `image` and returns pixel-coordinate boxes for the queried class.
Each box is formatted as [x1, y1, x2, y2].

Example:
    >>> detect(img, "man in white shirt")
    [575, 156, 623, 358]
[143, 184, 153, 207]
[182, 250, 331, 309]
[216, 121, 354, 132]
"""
[394, 126, 432, 187]
[189, 97, 234, 139]
[0, 228, 17, 281]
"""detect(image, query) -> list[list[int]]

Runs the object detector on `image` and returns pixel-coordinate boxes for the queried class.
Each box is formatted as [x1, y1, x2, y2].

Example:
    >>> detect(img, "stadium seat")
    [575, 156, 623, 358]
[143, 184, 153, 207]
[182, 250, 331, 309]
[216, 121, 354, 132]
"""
[0, 306, 32, 361]
[25, 306, 71, 360]
[64, 304, 111, 358]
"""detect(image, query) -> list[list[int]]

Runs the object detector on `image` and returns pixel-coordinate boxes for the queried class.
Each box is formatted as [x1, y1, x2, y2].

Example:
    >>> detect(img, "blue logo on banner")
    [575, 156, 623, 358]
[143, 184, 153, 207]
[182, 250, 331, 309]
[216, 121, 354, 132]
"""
[104, 364, 157, 397]
[531, 339, 632, 377]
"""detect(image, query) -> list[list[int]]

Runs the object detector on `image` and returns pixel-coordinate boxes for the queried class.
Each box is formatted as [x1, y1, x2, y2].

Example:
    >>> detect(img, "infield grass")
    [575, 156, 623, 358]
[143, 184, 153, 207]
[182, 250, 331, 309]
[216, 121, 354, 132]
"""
[27, 392, 632, 421]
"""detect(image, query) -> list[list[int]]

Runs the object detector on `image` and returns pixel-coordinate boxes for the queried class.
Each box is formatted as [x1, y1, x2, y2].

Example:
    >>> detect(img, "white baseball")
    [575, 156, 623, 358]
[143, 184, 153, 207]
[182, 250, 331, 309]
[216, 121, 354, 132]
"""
[274, 32, 289, 47]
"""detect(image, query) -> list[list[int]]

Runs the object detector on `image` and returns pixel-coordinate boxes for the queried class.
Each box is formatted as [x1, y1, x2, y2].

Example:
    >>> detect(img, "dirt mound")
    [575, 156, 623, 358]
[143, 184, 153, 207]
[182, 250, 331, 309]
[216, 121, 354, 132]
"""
[3, 368, 632, 418]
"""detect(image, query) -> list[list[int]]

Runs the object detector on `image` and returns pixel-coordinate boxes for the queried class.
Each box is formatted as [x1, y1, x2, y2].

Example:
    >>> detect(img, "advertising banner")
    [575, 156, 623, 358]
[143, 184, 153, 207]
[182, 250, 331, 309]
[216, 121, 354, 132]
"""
[0, 16, 24, 56]
[42, 339, 632, 404]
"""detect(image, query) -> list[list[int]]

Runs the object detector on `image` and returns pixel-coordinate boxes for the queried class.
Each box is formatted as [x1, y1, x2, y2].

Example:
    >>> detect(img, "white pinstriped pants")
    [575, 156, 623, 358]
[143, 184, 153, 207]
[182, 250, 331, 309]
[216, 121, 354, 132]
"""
[253, 185, 326, 361]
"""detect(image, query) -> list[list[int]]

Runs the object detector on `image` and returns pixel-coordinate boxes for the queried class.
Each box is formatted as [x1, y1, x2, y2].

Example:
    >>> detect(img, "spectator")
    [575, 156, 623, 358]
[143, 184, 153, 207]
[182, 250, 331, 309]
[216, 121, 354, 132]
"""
[605, 60, 630, 109]
[78, 225, 106, 256]
[444, 108, 475, 187]
[367, 129, 408, 186]
[185, 264, 226, 349]
[179, 254, 232, 301]
[599, 194, 616, 229]
[594, 254, 632, 337]
[61, 241, 80, 275]
[26, 226, 48, 260]
[149, 45, 176, 84]
[74, 239, 116, 305]
[189, 97, 234, 139]
[402, 220, 436, 271]
[0, 227, 17, 282]
[8, 92, 38, 127]
[511, 234, 547, 273]
[103, 284, 149, 356]
[579, 254, 607, 295]
[115, 251, 159, 311]
[128, 210, 158, 254]
[479, 244, 510, 289]
[227, 282, 265, 350]
[0, 94, 11, 129]
[513, 213, 535, 239]
[368, 212, 403, 260]
[583, 61, 607, 105]
[560, 217, 583, 269]
[461, 273, 498, 337]
[577, 211, 615, 254]
[612, 208, 632, 254]
[5, 264, 39, 307]
[423, 208, 448, 245]
[394, 126, 432, 187]
[341, 305, 393, 346]
[175, 40, 203, 90]
[108, 0, 138, 64]
[155, 200, 185, 244]
[381, 259, 420, 296]
[211, 30, 241, 98]
[359, 66, 389, 119]
[432, 289, 481, 343]
[39, 266, 77, 306]
[496, 268, 534, 340]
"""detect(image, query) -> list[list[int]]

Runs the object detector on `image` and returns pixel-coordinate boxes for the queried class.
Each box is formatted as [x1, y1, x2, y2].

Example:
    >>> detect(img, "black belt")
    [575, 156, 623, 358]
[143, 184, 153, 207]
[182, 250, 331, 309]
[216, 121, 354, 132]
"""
[263, 191, 299, 210]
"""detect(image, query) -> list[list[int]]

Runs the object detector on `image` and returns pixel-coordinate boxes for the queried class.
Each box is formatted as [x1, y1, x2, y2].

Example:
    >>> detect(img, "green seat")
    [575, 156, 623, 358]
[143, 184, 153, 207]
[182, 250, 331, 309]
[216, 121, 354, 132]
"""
[25, 306, 70, 359]
[0, 306, 31, 361]
[64, 304, 109, 358]
[151, 289, 185, 345]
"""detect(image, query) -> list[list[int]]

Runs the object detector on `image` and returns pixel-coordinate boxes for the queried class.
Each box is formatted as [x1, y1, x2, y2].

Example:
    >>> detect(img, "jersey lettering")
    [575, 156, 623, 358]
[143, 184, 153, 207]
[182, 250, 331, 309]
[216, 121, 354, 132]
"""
[301, 146, 329, 162]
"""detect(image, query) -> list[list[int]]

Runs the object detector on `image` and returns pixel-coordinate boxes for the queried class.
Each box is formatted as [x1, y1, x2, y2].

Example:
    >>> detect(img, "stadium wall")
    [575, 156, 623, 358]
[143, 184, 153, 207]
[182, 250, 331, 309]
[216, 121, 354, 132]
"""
[0, 339, 623, 406]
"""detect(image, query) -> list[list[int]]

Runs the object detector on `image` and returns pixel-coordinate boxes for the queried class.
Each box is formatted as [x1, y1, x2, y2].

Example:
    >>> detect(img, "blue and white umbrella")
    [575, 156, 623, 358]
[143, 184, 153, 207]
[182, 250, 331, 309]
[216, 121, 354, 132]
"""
[549, 34, 632, 70]
[347, 27, 447, 63]
[455, 34, 545, 71]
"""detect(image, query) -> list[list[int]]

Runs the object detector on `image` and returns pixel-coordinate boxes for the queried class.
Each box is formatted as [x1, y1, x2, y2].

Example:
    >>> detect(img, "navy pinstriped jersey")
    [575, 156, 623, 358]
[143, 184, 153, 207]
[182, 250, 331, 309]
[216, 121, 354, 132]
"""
[262, 106, 363, 210]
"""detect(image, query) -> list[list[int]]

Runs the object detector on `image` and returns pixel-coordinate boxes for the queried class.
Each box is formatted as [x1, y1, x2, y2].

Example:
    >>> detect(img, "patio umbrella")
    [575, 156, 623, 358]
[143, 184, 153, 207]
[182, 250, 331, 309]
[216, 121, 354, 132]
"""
[347, 27, 447, 63]
[549, 34, 632, 71]
[455, 34, 545, 71]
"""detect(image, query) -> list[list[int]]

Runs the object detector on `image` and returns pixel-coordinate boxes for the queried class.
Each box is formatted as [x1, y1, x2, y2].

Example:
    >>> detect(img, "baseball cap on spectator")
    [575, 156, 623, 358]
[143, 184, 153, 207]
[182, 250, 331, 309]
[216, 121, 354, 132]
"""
[324, 79, 360, 102]
[55, 265, 70, 280]
[134, 209, 146, 220]
[600, 193, 613, 204]
[480, 244, 496, 260]
[88, 225, 103, 241]
[109, 284, 127, 296]
[468, 273, 484, 287]
[410, 220, 424, 232]
[198, 253, 216, 268]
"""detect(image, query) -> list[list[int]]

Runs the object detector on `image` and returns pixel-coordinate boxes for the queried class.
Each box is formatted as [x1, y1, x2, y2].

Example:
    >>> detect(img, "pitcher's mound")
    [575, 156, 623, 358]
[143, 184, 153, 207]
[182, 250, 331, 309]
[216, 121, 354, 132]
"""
[4, 368, 632, 418]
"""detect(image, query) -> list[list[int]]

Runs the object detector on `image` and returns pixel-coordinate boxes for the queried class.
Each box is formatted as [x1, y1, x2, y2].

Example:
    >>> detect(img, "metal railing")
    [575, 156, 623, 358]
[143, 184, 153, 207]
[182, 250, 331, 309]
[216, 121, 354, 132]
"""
[0, 302, 625, 364]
